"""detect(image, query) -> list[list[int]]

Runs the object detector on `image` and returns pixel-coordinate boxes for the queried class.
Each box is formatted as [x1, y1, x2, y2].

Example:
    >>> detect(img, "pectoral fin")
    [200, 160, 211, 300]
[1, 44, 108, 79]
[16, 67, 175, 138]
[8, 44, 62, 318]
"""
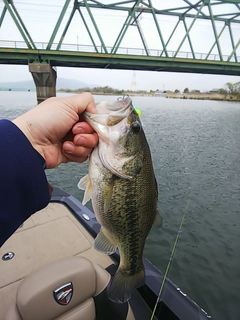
[94, 229, 116, 254]
[152, 211, 162, 229]
[78, 174, 92, 205]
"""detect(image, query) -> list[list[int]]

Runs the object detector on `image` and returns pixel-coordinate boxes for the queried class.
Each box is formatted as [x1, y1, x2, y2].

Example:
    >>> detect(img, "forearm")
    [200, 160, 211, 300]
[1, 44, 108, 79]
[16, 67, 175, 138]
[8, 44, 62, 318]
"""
[0, 120, 50, 247]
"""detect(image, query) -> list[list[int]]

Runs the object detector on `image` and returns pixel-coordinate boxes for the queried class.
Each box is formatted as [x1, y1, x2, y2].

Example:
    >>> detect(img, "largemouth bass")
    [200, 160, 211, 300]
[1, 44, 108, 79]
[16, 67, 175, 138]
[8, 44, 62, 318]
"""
[78, 96, 162, 303]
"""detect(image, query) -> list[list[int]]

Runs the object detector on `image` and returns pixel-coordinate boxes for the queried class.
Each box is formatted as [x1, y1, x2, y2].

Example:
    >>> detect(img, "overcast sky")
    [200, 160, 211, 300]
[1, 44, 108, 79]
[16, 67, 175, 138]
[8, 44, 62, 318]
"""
[0, 0, 239, 92]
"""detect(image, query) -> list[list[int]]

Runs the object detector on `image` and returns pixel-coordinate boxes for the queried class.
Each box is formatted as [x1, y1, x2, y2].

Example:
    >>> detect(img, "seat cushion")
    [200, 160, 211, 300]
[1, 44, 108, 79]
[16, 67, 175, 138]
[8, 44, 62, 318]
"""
[4, 304, 22, 320]
[16, 257, 107, 320]
[54, 298, 95, 320]
[5, 256, 136, 320]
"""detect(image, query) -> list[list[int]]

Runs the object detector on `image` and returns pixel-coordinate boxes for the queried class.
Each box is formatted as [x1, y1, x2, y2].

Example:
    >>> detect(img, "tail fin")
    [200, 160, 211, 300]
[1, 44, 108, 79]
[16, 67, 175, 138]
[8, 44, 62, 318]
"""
[108, 267, 145, 303]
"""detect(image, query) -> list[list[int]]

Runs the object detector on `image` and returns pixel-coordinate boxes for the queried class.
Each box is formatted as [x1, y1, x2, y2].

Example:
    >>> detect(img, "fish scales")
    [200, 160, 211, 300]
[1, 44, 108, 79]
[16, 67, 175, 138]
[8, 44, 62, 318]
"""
[78, 97, 162, 303]
[92, 147, 157, 272]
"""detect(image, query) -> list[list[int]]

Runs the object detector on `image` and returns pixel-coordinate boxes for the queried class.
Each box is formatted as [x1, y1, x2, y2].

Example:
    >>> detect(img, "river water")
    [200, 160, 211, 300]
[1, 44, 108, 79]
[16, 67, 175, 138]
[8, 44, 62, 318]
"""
[1, 91, 240, 320]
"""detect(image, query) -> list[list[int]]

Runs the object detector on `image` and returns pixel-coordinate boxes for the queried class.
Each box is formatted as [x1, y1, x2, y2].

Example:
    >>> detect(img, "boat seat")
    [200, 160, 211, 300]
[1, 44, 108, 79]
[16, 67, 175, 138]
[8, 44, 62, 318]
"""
[4, 256, 135, 320]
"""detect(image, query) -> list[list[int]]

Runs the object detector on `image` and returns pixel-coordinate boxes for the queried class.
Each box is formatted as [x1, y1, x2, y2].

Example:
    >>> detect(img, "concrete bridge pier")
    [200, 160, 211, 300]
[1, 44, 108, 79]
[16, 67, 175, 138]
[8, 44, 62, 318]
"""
[29, 63, 57, 104]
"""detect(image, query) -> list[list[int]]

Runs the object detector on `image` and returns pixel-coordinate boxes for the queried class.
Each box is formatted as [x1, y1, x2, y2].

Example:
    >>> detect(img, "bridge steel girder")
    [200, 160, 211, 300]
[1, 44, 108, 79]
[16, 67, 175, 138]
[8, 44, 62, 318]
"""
[0, 5, 7, 28]
[0, 0, 239, 75]
[44, 0, 240, 63]
[0, 49, 239, 76]
[1, 0, 36, 50]
[46, 0, 71, 51]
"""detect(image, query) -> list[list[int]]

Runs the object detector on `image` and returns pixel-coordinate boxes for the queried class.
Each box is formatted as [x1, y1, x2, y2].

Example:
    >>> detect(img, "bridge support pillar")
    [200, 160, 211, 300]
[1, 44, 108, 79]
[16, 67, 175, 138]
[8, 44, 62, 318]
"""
[29, 63, 57, 104]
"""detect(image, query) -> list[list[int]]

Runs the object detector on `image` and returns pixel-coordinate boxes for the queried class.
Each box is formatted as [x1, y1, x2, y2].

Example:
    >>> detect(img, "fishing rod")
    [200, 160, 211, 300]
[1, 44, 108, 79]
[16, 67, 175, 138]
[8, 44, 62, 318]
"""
[150, 187, 193, 320]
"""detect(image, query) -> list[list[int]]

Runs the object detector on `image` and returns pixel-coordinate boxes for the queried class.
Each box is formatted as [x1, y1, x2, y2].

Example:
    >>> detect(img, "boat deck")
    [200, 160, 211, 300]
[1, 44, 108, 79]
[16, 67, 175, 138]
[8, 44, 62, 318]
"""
[0, 188, 213, 320]
[0, 202, 112, 320]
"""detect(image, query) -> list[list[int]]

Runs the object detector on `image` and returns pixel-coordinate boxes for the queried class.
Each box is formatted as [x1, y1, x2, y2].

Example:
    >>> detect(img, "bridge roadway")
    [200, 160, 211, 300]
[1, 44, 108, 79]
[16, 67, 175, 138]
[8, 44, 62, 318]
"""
[0, 40, 240, 76]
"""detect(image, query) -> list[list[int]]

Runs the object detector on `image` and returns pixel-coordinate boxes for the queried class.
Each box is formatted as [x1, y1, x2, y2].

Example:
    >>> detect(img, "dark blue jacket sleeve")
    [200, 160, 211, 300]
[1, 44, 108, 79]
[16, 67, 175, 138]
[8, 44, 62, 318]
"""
[0, 119, 50, 247]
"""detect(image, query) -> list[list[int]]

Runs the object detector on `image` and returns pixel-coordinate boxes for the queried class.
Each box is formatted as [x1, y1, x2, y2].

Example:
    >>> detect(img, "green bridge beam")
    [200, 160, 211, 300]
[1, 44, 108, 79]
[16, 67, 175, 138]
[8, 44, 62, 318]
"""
[0, 48, 239, 76]
[46, 0, 71, 51]
[74, 0, 240, 23]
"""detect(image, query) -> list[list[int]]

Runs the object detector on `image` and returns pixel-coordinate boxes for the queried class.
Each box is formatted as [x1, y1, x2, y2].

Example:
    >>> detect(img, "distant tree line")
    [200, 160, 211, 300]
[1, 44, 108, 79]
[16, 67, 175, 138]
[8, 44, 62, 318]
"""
[59, 86, 125, 95]
[59, 82, 240, 100]
[59, 85, 156, 95]
[219, 81, 240, 98]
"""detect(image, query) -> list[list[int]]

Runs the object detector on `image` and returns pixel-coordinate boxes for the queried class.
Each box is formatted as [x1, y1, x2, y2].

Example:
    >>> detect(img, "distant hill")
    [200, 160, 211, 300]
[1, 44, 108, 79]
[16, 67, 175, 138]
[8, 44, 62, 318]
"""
[57, 78, 97, 90]
[0, 80, 35, 91]
[0, 78, 97, 91]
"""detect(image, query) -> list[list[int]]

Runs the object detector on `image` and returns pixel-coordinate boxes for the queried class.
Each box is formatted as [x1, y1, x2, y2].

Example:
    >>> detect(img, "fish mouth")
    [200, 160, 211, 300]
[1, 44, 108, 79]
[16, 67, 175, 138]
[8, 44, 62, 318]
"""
[83, 96, 133, 132]
[107, 95, 132, 113]
[84, 96, 132, 118]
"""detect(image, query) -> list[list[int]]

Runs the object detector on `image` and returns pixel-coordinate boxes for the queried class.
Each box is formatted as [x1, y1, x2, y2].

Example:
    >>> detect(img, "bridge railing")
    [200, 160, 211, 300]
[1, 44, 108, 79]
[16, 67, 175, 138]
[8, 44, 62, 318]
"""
[0, 40, 238, 63]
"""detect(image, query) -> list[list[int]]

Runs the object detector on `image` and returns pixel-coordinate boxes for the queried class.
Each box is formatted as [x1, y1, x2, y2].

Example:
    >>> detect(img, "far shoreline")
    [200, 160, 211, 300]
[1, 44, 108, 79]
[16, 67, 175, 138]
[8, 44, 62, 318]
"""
[58, 89, 240, 102]
[164, 92, 240, 102]
[1, 88, 239, 102]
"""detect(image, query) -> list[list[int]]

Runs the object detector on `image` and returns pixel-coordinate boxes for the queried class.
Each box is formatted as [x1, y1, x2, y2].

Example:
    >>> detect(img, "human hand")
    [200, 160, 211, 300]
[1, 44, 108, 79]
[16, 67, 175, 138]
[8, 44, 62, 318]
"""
[12, 93, 98, 169]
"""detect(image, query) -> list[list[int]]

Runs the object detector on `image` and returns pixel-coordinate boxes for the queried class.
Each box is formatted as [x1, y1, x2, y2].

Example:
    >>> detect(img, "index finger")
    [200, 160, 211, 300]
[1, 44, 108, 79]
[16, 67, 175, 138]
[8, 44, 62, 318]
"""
[72, 121, 95, 134]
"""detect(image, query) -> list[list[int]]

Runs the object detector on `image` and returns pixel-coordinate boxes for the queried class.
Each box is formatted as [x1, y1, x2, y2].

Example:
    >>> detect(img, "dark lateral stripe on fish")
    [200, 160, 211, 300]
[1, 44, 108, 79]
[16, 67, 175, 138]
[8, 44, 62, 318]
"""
[124, 187, 142, 276]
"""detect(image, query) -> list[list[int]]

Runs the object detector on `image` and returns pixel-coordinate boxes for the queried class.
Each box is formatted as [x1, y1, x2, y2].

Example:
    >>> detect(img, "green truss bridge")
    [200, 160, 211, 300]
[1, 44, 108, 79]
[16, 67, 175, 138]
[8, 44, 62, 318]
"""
[0, 0, 240, 102]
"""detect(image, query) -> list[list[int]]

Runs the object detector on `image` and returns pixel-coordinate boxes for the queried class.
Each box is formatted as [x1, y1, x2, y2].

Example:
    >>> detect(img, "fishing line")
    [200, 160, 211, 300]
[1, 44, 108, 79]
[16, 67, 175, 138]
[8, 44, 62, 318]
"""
[150, 187, 193, 320]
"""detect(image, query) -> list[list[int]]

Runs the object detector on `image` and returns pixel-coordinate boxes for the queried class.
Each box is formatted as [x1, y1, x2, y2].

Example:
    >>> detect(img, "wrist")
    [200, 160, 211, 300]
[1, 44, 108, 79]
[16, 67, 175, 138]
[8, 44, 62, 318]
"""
[12, 118, 45, 161]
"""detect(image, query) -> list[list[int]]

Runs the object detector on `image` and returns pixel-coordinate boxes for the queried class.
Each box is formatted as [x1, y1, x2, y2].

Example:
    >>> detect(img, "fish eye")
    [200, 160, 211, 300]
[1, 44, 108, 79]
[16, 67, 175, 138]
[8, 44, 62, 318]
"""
[131, 121, 141, 133]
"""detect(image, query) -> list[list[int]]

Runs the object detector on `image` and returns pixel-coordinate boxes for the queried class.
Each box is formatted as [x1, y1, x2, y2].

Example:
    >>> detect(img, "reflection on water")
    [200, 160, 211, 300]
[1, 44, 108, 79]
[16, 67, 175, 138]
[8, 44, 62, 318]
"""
[1, 91, 240, 320]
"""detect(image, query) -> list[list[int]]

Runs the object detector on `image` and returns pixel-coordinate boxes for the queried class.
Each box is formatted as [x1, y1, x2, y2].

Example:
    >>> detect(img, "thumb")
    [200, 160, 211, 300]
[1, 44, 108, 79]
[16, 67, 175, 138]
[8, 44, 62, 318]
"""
[63, 92, 97, 115]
